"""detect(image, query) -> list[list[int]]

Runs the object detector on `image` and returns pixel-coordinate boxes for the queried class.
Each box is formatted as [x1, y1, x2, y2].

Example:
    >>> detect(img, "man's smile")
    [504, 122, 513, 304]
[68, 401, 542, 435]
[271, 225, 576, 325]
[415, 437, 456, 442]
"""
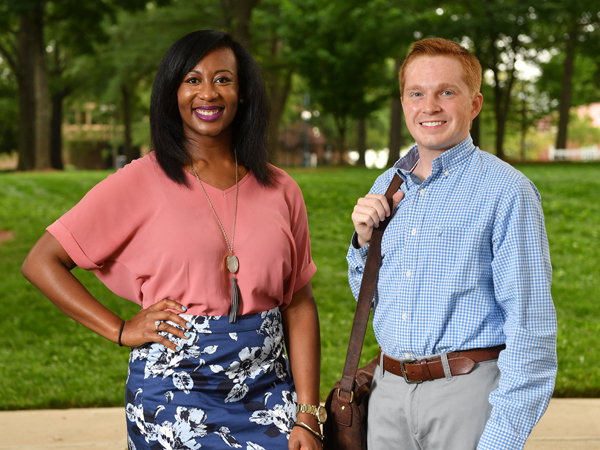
[420, 121, 446, 127]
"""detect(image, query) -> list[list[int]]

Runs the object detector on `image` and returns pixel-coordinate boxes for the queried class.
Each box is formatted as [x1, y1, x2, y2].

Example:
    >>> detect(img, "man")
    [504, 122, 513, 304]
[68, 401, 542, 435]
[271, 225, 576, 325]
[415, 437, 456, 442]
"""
[348, 38, 557, 450]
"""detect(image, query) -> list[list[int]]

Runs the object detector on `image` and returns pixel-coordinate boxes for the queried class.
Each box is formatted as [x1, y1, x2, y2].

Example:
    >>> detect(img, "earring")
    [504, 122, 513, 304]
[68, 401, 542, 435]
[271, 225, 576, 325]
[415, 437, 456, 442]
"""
[239, 99, 244, 103]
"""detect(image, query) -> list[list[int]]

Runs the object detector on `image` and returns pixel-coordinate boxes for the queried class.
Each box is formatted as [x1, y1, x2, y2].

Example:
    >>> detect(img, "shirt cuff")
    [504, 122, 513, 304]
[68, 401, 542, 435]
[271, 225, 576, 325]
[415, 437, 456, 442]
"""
[350, 232, 370, 264]
[478, 421, 527, 450]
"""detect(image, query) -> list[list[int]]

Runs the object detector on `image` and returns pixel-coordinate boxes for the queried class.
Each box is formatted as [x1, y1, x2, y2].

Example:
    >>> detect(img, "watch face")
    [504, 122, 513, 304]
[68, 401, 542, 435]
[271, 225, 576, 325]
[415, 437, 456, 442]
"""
[317, 406, 328, 423]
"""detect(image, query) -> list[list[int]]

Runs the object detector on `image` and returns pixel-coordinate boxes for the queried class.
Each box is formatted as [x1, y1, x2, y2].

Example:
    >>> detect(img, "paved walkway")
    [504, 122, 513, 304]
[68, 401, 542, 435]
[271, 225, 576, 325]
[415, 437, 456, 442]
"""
[0, 399, 598, 449]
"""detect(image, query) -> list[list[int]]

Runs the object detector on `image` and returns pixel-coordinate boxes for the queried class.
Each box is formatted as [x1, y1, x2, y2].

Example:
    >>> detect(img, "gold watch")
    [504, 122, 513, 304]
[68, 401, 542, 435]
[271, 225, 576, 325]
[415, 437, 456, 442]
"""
[296, 403, 327, 424]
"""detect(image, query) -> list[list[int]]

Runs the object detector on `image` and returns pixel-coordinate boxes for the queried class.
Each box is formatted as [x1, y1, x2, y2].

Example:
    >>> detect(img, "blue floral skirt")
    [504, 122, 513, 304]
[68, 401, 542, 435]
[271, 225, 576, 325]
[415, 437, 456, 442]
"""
[125, 307, 296, 450]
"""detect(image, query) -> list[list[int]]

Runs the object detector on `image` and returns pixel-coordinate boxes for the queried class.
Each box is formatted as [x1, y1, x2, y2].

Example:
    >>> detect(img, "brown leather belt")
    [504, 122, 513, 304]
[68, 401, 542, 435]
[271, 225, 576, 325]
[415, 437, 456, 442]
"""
[378, 345, 505, 383]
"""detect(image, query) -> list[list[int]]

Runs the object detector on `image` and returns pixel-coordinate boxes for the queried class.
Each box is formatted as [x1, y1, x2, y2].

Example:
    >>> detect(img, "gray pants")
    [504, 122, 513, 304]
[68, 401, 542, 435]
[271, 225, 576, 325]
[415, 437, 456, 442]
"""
[367, 355, 500, 450]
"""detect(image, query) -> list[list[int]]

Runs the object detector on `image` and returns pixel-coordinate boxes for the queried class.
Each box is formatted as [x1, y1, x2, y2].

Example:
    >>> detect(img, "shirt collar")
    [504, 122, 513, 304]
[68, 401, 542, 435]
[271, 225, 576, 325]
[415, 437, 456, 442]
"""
[394, 135, 476, 175]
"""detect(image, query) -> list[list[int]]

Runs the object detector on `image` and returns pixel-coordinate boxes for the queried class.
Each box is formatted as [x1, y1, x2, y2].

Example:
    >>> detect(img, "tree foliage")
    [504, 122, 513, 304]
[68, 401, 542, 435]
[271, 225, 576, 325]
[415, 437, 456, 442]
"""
[0, 0, 166, 169]
[534, 0, 600, 149]
[1, 0, 600, 169]
[283, 0, 407, 159]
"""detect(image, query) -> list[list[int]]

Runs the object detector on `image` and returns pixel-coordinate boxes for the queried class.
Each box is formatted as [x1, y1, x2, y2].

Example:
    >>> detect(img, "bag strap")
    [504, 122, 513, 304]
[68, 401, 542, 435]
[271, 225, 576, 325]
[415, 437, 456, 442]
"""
[338, 173, 404, 400]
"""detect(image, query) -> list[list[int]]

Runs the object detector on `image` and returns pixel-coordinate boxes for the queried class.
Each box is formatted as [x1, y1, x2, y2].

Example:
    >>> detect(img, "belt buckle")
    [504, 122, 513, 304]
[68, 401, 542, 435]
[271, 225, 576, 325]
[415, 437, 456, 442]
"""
[400, 358, 422, 384]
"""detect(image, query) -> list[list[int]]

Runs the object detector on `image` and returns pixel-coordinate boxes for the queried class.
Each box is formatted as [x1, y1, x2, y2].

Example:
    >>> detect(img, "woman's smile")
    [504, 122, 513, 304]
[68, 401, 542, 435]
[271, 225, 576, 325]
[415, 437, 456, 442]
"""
[194, 106, 224, 122]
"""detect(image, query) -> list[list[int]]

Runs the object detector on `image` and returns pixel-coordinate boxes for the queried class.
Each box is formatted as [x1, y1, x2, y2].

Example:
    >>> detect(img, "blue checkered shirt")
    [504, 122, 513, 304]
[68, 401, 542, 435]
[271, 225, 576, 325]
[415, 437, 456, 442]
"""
[347, 136, 557, 449]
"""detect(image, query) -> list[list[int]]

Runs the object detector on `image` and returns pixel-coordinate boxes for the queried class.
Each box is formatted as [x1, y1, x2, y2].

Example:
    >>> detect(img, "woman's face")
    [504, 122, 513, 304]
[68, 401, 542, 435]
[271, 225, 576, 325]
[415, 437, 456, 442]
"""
[177, 47, 239, 141]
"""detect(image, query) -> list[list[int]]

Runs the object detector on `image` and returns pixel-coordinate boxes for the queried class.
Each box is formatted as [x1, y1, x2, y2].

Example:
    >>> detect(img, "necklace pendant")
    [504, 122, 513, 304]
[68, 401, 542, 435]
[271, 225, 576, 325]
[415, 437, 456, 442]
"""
[226, 255, 239, 274]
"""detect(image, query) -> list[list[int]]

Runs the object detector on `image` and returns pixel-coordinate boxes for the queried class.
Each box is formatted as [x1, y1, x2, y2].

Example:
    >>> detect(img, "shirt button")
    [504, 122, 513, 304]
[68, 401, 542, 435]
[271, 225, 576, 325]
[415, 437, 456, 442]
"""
[411, 228, 417, 236]
[402, 313, 407, 320]
[406, 270, 411, 277]
[405, 353, 411, 359]
[445, 170, 450, 176]
[419, 189, 426, 195]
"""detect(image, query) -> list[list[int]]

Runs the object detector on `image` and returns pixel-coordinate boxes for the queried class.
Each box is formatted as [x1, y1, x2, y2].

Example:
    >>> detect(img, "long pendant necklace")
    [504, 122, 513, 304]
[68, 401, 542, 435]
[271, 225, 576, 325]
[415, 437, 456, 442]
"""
[191, 153, 241, 323]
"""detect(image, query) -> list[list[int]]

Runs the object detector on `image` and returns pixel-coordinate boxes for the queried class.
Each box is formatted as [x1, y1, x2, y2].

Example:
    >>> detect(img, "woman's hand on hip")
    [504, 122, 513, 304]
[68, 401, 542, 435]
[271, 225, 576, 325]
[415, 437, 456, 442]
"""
[120, 299, 192, 351]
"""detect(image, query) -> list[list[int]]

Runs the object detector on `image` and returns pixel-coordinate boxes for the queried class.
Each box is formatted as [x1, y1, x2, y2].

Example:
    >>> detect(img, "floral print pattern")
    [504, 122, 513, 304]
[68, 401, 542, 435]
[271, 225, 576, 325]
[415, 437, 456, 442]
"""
[248, 390, 297, 437]
[126, 308, 295, 449]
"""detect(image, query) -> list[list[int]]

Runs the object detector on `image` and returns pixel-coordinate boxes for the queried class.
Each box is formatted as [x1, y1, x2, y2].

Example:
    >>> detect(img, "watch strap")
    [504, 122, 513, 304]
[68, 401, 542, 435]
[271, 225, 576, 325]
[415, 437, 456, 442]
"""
[297, 404, 318, 415]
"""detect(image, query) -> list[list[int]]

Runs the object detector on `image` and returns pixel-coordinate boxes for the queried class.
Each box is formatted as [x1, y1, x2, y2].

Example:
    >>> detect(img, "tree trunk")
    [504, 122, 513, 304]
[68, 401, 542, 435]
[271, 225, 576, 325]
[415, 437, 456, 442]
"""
[221, 0, 260, 46]
[499, 63, 517, 159]
[121, 84, 139, 163]
[490, 61, 516, 160]
[233, 0, 259, 46]
[220, 0, 234, 31]
[15, 15, 36, 170]
[520, 90, 527, 161]
[30, 8, 50, 170]
[50, 88, 69, 170]
[266, 70, 291, 165]
[357, 117, 366, 166]
[16, 5, 51, 171]
[334, 115, 347, 163]
[484, 2, 505, 160]
[49, 42, 69, 170]
[495, 109, 507, 160]
[388, 58, 404, 167]
[16, 58, 36, 170]
[484, 4, 518, 160]
[33, 43, 51, 170]
[388, 95, 403, 165]
[556, 26, 577, 150]
[491, 67, 505, 159]
[265, 35, 292, 165]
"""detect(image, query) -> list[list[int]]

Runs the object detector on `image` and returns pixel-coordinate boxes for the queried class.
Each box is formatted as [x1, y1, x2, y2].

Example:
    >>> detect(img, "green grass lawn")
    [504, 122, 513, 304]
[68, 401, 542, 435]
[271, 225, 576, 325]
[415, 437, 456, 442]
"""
[0, 163, 599, 410]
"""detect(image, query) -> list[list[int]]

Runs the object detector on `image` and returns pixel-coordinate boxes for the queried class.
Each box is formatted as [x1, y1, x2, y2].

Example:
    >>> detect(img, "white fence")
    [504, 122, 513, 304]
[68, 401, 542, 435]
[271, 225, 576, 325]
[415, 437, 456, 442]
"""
[549, 144, 600, 161]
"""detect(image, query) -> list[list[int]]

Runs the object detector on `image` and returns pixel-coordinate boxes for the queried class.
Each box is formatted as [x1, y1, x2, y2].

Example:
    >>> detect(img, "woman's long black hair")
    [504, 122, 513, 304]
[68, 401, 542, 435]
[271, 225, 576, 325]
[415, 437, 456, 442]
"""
[150, 30, 273, 187]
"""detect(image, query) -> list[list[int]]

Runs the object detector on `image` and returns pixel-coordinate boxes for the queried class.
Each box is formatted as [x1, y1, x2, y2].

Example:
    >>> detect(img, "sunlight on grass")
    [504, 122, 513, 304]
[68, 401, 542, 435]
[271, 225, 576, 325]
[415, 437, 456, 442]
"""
[0, 163, 599, 409]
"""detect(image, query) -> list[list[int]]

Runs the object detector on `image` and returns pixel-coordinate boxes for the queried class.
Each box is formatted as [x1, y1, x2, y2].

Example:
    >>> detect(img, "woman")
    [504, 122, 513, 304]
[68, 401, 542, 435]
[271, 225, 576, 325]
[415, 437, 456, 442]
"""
[22, 30, 323, 450]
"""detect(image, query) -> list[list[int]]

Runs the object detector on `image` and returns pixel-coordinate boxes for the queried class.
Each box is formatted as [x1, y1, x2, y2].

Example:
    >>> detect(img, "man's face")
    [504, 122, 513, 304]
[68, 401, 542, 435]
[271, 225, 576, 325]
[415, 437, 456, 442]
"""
[401, 55, 482, 154]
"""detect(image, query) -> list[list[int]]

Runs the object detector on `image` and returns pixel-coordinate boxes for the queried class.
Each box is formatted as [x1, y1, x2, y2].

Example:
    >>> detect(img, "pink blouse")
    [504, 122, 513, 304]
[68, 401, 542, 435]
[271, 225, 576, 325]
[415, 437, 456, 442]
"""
[47, 153, 317, 315]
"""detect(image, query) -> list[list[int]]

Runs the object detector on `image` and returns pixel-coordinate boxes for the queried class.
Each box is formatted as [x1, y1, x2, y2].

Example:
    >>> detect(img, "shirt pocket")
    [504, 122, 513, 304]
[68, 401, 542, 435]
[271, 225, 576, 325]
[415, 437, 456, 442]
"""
[425, 225, 490, 289]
